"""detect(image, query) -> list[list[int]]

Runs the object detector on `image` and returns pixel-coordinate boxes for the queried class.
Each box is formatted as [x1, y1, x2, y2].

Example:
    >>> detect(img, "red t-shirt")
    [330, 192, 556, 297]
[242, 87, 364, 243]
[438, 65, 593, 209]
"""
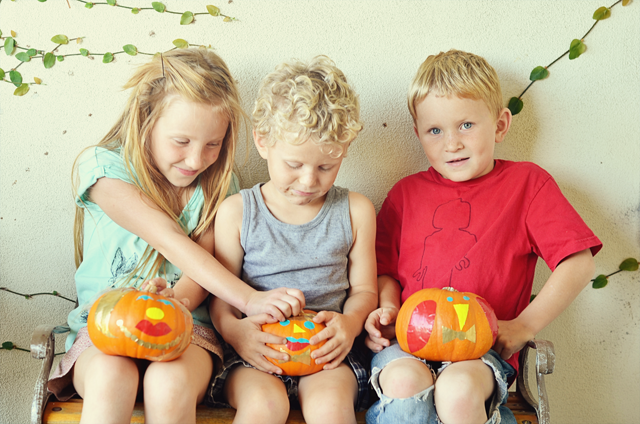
[376, 160, 602, 371]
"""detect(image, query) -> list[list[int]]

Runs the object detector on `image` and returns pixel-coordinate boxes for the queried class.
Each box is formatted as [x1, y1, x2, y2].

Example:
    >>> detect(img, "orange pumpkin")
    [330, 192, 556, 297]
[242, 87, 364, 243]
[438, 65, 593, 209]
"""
[396, 287, 498, 362]
[262, 310, 327, 376]
[87, 287, 193, 361]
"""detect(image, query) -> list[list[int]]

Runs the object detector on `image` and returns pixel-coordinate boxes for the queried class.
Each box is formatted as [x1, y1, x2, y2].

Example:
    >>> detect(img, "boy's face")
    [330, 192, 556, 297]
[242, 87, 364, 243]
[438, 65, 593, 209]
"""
[254, 130, 344, 207]
[413, 93, 511, 182]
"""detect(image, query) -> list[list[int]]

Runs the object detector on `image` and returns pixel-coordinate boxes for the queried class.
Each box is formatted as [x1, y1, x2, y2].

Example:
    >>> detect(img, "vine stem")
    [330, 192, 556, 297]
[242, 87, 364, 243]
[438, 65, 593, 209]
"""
[516, 0, 622, 100]
[0, 287, 76, 303]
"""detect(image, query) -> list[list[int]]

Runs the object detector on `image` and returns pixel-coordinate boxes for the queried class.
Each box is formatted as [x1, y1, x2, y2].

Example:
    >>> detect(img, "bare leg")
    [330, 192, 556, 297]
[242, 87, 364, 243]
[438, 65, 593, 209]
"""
[143, 344, 213, 424]
[224, 366, 289, 424]
[379, 357, 434, 398]
[73, 346, 139, 424]
[298, 363, 358, 424]
[434, 359, 495, 424]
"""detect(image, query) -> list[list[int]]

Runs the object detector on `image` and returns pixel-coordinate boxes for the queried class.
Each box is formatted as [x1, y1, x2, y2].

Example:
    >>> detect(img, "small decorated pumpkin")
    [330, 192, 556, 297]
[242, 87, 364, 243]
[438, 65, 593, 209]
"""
[87, 286, 193, 361]
[396, 287, 498, 362]
[262, 310, 327, 376]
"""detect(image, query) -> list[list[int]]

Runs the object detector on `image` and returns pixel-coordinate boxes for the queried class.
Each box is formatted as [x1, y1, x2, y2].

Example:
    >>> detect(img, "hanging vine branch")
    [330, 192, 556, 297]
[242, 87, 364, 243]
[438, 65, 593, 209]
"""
[0, 32, 211, 96]
[508, 0, 632, 115]
[35, 1, 237, 24]
[0, 287, 76, 303]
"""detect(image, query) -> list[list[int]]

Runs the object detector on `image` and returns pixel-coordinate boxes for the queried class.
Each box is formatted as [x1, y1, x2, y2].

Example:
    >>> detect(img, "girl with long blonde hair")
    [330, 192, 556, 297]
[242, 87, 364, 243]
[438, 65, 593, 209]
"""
[48, 49, 304, 423]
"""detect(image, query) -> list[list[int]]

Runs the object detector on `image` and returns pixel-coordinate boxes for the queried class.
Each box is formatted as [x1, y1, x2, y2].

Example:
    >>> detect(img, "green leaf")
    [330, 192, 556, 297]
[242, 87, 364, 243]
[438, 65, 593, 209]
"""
[4, 37, 15, 56]
[85, 2, 94, 8]
[619, 258, 639, 272]
[132, 7, 140, 14]
[107, 0, 116, 5]
[593, 6, 611, 20]
[0, 68, 5, 80]
[15, 52, 31, 62]
[80, 48, 89, 57]
[569, 39, 586, 60]
[181, 11, 194, 25]
[623, 0, 631, 5]
[529, 66, 549, 81]
[51, 34, 69, 45]
[223, 16, 232, 22]
[34, 77, 42, 84]
[103, 52, 114, 63]
[152, 2, 166, 13]
[14, 83, 30, 96]
[123, 44, 138, 56]
[52, 291, 58, 296]
[592, 274, 608, 289]
[507, 97, 523, 116]
[57, 55, 64, 62]
[1, 341, 15, 350]
[207, 5, 220, 16]
[9, 70, 22, 87]
[172, 38, 189, 48]
[27, 48, 37, 57]
[530, 294, 537, 303]
[44, 52, 56, 68]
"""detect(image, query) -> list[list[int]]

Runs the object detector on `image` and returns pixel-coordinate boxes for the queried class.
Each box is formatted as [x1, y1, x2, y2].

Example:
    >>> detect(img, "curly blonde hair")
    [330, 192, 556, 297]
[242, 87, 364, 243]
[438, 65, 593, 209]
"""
[408, 49, 504, 122]
[72, 48, 245, 284]
[252, 55, 363, 158]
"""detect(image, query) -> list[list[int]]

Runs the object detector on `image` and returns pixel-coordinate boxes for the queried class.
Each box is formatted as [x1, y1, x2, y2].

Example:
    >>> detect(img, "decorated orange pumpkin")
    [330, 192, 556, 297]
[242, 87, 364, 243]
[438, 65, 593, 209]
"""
[87, 287, 193, 361]
[396, 287, 498, 362]
[262, 310, 327, 376]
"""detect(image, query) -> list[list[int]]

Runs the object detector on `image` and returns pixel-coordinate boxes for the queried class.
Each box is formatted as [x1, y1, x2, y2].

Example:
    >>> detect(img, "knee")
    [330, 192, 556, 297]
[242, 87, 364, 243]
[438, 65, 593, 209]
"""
[434, 363, 494, 421]
[234, 384, 290, 424]
[81, 354, 139, 397]
[378, 359, 434, 399]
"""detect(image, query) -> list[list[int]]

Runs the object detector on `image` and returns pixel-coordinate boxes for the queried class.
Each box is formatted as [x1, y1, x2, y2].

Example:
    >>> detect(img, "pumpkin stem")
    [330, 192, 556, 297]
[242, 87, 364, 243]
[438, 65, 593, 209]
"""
[442, 286, 458, 292]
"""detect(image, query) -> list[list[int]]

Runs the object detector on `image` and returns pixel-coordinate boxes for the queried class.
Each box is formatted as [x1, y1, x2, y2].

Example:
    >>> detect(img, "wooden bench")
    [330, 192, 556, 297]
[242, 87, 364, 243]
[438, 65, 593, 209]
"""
[31, 325, 554, 424]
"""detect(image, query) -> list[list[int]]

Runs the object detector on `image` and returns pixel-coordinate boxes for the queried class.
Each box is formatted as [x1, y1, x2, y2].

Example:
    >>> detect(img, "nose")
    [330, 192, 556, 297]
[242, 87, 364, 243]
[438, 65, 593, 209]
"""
[444, 134, 463, 152]
[185, 148, 204, 170]
[146, 307, 165, 321]
[299, 168, 318, 188]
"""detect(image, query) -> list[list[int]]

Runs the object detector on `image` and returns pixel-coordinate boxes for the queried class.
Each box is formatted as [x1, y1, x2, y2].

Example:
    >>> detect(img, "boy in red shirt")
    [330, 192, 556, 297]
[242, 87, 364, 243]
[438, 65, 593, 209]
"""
[365, 49, 602, 424]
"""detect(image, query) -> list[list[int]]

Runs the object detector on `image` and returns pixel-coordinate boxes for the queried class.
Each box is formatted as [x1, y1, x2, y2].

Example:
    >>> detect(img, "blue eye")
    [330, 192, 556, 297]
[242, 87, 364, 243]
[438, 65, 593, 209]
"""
[157, 299, 175, 308]
[304, 321, 315, 330]
[463, 296, 470, 301]
[279, 320, 290, 326]
[136, 295, 153, 301]
[429, 128, 442, 135]
[461, 122, 473, 130]
[447, 297, 453, 302]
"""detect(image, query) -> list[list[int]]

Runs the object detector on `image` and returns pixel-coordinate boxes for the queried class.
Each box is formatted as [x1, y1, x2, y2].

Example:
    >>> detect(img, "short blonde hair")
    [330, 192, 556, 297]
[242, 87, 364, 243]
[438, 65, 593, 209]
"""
[408, 49, 503, 122]
[252, 55, 363, 158]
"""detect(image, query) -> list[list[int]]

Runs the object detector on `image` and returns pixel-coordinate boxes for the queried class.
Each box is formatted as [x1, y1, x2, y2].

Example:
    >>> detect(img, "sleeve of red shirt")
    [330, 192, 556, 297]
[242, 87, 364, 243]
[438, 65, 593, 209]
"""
[525, 176, 602, 271]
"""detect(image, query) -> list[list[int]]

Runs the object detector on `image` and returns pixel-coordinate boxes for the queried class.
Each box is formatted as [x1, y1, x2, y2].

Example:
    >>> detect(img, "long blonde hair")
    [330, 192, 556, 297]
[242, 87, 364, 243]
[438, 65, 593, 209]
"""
[73, 48, 244, 285]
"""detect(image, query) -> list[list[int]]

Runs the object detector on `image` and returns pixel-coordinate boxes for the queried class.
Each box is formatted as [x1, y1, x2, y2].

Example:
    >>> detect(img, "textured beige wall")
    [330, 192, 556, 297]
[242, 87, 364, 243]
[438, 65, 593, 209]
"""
[1, 1, 638, 423]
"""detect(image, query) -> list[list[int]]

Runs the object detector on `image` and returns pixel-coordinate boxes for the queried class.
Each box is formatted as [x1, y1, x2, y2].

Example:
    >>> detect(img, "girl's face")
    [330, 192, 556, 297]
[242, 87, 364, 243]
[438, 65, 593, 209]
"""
[150, 96, 229, 189]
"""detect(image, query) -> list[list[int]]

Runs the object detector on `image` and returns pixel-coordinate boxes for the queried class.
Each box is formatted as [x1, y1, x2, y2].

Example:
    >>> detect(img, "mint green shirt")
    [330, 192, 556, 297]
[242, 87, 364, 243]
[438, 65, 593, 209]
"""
[66, 147, 239, 351]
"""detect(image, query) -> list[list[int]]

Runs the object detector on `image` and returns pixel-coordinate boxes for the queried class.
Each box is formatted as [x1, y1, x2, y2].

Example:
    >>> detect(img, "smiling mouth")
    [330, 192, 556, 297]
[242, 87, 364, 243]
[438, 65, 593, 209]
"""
[176, 167, 198, 176]
[115, 319, 183, 350]
[447, 158, 468, 164]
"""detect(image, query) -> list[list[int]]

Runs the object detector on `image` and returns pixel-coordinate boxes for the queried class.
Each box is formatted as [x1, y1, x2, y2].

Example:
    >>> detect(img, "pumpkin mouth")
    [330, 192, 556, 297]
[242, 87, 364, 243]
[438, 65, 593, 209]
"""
[116, 319, 184, 350]
[135, 320, 172, 337]
[285, 337, 310, 352]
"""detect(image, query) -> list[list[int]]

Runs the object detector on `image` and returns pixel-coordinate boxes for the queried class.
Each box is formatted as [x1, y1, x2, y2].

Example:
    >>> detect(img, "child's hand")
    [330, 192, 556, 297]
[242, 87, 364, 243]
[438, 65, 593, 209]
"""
[493, 319, 536, 360]
[364, 307, 398, 352]
[225, 313, 290, 374]
[308, 311, 358, 370]
[140, 277, 190, 308]
[245, 288, 306, 321]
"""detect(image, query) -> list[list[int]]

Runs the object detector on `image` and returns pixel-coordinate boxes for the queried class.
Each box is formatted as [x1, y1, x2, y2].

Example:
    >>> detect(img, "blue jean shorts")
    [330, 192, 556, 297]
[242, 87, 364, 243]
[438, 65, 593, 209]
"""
[367, 340, 517, 424]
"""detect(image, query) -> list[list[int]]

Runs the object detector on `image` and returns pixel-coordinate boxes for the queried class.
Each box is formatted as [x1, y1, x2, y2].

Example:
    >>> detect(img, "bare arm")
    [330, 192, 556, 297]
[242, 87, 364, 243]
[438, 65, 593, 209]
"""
[494, 248, 595, 360]
[171, 228, 214, 311]
[310, 192, 378, 368]
[364, 274, 402, 351]
[90, 177, 302, 319]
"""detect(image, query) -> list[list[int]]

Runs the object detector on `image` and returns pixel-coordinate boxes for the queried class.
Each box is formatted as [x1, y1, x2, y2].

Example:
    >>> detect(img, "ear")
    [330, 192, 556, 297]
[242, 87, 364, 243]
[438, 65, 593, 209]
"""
[414, 126, 419, 138]
[494, 107, 512, 144]
[253, 129, 269, 160]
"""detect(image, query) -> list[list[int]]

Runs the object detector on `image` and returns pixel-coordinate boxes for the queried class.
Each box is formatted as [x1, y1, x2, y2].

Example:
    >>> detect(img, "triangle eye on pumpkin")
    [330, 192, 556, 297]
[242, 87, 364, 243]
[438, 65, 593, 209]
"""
[407, 300, 437, 353]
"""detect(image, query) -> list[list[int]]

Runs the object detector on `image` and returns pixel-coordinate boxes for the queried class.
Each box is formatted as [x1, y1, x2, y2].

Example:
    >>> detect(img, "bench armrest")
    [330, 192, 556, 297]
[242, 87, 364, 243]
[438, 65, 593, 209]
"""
[30, 325, 59, 424]
[517, 339, 555, 424]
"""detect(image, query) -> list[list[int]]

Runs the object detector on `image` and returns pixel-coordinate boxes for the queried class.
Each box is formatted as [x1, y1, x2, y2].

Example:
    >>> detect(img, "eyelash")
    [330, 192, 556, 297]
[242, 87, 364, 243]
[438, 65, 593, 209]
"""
[286, 163, 333, 172]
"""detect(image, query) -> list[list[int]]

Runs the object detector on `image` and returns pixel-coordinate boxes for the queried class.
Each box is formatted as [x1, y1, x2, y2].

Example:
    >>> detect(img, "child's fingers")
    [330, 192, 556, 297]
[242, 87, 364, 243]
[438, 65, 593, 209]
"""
[308, 326, 335, 346]
[364, 315, 381, 338]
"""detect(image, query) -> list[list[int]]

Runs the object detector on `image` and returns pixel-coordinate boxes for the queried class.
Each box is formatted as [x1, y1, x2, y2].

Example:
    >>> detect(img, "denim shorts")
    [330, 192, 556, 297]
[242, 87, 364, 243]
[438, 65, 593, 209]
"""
[367, 340, 517, 424]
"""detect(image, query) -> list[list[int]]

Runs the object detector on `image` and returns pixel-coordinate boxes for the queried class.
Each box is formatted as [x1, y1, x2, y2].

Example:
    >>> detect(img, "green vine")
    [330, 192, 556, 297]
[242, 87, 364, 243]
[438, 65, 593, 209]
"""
[0, 32, 212, 96]
[508, 0, 632, 115]
[0, 287, 76, 303]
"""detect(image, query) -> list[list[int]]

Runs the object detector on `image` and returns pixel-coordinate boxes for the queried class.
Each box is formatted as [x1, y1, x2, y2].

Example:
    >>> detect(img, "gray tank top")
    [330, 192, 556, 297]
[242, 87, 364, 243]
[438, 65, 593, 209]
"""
[240, 184, 353, 313]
